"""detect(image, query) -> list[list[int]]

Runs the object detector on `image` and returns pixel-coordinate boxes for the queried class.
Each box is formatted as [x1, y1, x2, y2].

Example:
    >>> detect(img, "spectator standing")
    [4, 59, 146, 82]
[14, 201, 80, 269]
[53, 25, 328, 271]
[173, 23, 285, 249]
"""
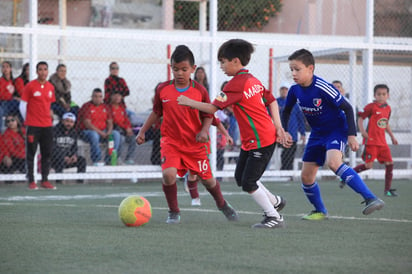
[109, 91, 136, 165]
[0, 61, 19, 131]
[194, 66, 209, 91]
[352, 84, 398, 197]
[51, 112, 86, 184]
[277, 82, 306, 170]
[282, 49, 384, 220]
[14, 63, 30, 98]
[78, 88, 120, 165]
[136, 45, 238, 224]
[0, 114, 26, 181]
[20, 61, 56, 190]
[49, 64, 79, 118]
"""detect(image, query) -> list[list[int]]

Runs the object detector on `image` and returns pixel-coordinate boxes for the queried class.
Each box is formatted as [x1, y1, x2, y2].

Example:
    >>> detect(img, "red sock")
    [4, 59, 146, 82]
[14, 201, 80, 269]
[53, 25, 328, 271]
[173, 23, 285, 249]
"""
[188, 179, 199, 199]
[162, 183, 179, 213]
[205, 180, 225, 209]
[354, 164, 367, 173]
[385, 164, 393, 192]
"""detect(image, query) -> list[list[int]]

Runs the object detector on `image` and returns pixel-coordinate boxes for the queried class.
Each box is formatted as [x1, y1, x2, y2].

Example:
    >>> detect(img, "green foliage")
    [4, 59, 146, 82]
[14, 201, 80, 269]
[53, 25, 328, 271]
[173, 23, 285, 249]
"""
[174, 0, 283, 31]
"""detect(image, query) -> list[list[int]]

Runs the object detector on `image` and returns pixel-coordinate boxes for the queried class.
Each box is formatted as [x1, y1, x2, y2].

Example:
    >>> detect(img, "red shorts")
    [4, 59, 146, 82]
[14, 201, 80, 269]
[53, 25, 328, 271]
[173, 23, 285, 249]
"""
[161, 143, 213, 180]
[361, 145, 393, 164]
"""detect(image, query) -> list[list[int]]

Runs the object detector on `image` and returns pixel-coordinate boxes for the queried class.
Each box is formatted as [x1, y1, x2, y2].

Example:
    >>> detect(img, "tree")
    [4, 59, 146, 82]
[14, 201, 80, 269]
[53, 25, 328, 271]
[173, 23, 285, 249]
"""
[174, 0, 283, 31]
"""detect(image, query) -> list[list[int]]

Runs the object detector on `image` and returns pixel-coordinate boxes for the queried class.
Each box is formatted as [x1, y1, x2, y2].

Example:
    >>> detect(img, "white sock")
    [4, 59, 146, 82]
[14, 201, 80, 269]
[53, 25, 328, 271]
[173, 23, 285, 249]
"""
[251, 187, 280, 218]
[256, 180, 280, 206]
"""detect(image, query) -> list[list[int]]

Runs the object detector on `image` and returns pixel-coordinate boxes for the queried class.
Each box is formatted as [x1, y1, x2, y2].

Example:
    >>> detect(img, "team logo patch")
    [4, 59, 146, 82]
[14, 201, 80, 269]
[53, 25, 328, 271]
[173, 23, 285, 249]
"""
[313, 98, 322, 107]
[216, 92, 227, 102]
[377, 118, 388, 128]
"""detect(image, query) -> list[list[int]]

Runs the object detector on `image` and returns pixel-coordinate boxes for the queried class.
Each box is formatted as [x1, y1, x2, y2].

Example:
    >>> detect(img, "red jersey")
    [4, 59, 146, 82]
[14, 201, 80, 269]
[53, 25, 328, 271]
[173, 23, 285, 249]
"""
[21, 79, 55, 127]
[110, 104, 131, 130]
[153, 80, 213, 149]
[14, 77, 26, 97]
[0, 135, 5, 162]
[0, 77, 15, 101]
[358, 101, 391, 146]
[212, 69, 276, 150]
[2, 128, 26, 159]
[78, 101, 112, 131]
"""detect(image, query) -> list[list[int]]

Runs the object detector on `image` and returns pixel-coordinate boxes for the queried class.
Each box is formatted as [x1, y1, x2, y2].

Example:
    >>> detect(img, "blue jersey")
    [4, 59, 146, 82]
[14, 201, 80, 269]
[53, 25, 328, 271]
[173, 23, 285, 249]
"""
[285, 75, 347, 135]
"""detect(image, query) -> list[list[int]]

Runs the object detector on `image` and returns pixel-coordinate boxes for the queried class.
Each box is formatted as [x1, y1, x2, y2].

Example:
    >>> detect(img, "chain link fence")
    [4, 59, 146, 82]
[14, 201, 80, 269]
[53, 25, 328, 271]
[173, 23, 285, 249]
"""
[0, 0, 411, 183]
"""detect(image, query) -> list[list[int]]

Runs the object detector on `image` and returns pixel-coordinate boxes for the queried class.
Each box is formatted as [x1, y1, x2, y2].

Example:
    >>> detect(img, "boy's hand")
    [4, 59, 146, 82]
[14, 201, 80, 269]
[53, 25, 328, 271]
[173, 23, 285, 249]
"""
[177, 95, 192, 106]
[392, 137, 398, 145]
[348, 135, 359, 151]
[196, 129, 209, 143]
[136, 132, 145, 145]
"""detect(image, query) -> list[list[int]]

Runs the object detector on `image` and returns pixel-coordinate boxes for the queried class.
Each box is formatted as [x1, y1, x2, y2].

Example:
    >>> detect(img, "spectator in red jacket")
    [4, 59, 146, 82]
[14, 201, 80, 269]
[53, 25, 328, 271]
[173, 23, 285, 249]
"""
[78, 88, 120, 165]
[109, 91, 136, 165]
[0, 114, 26, 181]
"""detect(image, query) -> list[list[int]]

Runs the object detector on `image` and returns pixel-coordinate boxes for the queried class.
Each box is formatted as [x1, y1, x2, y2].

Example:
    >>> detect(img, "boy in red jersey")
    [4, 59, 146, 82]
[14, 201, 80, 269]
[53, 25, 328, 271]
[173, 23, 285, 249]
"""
[136, 45, 238, 224]
[178, 39, 292, 229]
[352, 84, 398, 196]
[19, 61, 56, 190]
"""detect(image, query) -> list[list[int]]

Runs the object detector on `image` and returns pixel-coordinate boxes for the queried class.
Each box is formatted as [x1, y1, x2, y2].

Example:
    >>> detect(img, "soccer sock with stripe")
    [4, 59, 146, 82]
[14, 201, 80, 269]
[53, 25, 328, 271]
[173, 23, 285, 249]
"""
[251, 186, 280, 218]
[336, 164, 375, 200]
[353, 163, 368, 173]
[162, 182, 179, 213]
[302, 182, 327, 214]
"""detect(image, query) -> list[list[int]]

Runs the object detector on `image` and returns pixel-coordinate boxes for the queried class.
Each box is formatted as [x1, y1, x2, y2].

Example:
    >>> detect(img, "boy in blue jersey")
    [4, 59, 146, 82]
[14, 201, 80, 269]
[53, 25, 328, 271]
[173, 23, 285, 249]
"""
[283, 49, 384, 220]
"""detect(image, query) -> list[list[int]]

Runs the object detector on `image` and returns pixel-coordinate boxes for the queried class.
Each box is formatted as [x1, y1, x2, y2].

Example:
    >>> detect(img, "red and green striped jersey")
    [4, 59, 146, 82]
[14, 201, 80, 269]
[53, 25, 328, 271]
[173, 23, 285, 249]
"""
[212, 69, 276, 151]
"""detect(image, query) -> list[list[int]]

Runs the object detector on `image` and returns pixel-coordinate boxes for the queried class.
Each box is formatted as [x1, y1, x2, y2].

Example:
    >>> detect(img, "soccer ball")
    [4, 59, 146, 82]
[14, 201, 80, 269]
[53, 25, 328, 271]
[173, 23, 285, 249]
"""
[118, 195, 152, 227]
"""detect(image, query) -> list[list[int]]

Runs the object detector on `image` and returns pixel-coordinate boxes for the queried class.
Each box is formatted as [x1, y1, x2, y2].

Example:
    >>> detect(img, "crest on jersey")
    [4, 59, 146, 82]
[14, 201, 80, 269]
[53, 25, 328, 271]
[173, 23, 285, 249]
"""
[216, 92, 227, 102]
[313, 98, 322, 107]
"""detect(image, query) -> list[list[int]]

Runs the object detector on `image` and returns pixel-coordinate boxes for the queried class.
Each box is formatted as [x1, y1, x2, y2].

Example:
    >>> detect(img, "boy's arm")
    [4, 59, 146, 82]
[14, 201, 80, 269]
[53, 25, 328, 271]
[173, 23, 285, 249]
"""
[136, 111, 159, 145]
[197, 117, 213, 143]
[386, 124, 398, 145]
[177, 95, 218, 114]
[268, 100, 292, 148]
[216, 121, 233, 146]
[357, 116, 368, 140]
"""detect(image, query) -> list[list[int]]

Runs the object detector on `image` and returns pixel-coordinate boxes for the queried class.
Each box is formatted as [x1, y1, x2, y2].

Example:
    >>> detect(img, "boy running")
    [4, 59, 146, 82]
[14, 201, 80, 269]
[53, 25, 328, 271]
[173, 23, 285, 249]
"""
[352, 84, 398, 197]
[282, 49, 384, 220]
[178, 39, 291, 229]
[136, 45, 238, 224]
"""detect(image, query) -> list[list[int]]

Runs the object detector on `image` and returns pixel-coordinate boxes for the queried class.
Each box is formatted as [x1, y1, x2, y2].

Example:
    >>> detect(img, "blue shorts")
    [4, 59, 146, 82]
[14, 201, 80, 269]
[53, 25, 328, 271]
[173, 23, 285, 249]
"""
[302, 130, 347, 166]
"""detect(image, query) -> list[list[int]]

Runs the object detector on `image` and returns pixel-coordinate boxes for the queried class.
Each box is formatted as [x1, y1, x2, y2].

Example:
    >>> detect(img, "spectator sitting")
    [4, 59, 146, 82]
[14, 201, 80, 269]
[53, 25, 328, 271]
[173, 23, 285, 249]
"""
[0, 114, 26, 182]
[78, 88, 120, 166]
[49, 64, 79, 118]
[51, 112, 86, 183]
[109, 91, 137, 165]
[104, 62, 138, 126]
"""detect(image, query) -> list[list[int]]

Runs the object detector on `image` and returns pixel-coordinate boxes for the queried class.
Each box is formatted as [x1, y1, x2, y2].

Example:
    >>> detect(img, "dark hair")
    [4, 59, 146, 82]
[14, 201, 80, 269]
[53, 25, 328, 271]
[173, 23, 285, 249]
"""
[217, 39, 254, 66]
[332, 80, 342, 86]
[194, 66, 209, 90]
[288, 49, 315, 67]
[2, 61, 13, 80]
[93, 88, 103, 93]
[6, 114, 24, 138]
[109, 62, 118, 69]
[171, 45, 195, 65]
[56, 64, 66, 71]
[36, 61, 48, 71]
[374, 84, 389, 94]
[17, 63, 29, 84]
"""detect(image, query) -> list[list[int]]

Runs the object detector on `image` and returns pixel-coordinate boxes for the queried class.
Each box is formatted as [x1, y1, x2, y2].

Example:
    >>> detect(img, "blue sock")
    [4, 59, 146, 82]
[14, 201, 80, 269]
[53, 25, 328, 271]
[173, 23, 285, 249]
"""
[336, 164, 375, 200]
[302, 182, 327, 214]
